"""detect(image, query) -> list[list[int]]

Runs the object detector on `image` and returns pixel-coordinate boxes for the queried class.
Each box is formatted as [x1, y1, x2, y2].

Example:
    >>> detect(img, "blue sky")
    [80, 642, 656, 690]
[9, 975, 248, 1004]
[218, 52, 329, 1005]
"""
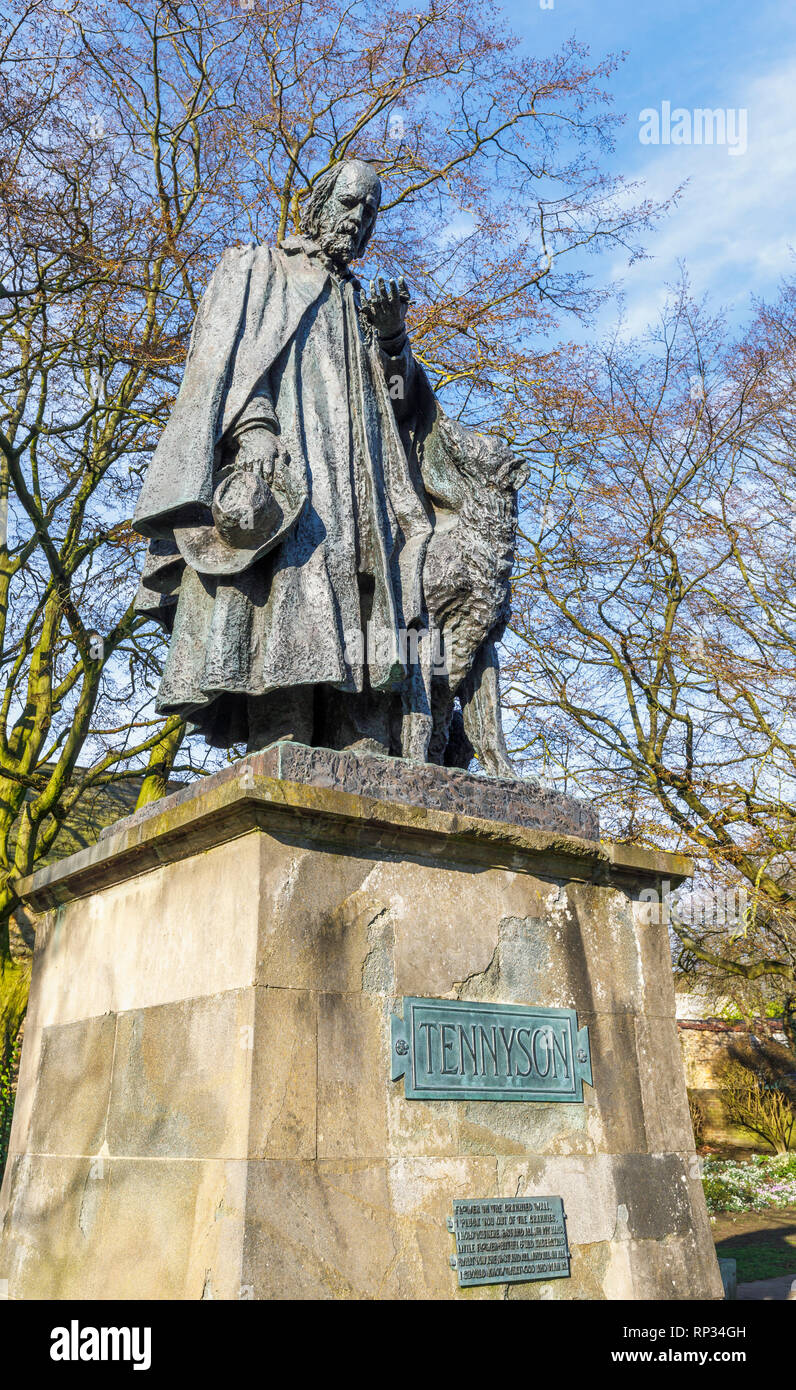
[502, 0, 796, 335]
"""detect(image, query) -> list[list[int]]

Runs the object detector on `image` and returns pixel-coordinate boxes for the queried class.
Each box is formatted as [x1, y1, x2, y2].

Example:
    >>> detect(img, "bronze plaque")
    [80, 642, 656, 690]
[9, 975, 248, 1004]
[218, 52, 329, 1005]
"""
[449, 1196, 570, 1287]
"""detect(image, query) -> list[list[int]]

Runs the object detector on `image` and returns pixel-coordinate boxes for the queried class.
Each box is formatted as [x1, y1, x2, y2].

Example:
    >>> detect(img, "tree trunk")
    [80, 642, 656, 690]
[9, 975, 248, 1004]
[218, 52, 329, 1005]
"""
[134, 717, 186, 810]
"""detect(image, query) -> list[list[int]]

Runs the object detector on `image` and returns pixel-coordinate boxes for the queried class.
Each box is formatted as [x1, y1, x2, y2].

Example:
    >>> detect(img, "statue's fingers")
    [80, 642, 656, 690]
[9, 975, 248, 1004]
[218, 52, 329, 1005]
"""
[398, 276, 410, 301]
[388, 278, 399, 302]
[377, 276, 387, 299]
[369, 279, 376, 303]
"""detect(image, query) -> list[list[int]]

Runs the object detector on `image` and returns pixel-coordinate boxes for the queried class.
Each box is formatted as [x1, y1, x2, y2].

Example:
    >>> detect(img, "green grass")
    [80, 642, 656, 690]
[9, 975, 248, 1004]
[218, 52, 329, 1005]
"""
[715, 1234, 796, 1282]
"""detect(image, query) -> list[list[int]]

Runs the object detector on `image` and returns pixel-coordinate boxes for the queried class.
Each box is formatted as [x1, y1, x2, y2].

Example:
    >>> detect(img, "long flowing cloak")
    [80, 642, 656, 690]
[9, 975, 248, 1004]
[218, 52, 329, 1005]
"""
[133, 236, 435, 746]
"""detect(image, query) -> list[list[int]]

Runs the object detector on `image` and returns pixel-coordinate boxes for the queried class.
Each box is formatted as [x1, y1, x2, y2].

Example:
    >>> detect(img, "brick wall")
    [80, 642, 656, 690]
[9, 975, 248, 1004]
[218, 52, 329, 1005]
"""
[678, 1018, 795, 1152]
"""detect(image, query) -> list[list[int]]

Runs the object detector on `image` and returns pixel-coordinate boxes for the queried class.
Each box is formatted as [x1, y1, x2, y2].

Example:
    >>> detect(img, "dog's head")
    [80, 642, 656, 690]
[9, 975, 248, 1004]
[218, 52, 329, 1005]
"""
[435, 416, 529, 496]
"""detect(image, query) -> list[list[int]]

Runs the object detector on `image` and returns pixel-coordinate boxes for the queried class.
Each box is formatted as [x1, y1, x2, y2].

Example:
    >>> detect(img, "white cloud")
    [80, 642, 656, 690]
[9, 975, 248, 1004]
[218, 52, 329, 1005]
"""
[436, 209, 477, 247]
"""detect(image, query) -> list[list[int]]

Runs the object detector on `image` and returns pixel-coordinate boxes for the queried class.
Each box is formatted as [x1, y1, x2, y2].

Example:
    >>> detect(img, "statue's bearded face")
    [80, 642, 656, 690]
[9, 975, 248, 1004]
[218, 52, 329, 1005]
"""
[316, 163, 381, 267]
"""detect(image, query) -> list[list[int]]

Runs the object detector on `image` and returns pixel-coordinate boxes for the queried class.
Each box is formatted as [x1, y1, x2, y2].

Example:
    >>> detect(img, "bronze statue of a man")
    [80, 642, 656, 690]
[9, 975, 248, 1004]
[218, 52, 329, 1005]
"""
[133, 158, 523, 770]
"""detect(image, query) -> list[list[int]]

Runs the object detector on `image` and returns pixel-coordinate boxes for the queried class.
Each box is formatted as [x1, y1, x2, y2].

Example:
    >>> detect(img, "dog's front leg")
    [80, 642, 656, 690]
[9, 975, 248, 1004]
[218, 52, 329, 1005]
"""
[459, 636, 515, 778]
[400, 624, 433, 762]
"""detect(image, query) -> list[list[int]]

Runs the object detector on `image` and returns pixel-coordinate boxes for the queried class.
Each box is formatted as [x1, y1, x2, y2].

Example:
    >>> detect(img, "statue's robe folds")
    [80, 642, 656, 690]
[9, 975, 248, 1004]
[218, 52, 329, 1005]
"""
[133, 235, 435, 748]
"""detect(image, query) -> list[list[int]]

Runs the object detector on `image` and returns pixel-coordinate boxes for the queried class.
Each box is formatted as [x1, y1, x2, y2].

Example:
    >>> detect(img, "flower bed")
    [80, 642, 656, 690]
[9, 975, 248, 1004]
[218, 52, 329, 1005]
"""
[702, 1154, 796, 1214]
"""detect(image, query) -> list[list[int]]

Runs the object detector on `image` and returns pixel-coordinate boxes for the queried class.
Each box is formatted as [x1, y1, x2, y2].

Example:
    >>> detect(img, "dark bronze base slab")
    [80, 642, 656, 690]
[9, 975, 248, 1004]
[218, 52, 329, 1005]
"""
[105, 741, 599, 843]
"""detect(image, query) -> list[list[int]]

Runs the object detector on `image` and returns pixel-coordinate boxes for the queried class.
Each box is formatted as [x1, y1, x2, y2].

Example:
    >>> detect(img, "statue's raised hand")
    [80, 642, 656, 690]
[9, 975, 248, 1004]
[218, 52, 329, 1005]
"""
[212, 431, 284, 549]
[365, 276, 410, 346]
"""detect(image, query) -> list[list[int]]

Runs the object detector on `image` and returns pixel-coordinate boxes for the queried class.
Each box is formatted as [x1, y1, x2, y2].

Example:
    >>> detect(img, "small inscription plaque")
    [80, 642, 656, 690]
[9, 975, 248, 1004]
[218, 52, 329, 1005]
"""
[391, 997, 592, 1102]
[449, 1196, 570, 1287]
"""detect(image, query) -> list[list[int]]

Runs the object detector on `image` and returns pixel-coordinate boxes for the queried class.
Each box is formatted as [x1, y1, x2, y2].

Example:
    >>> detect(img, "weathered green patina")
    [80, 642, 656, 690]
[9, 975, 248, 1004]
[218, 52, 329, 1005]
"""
[391, 997, 592, 1102]
[449, 1195, 570, 1287]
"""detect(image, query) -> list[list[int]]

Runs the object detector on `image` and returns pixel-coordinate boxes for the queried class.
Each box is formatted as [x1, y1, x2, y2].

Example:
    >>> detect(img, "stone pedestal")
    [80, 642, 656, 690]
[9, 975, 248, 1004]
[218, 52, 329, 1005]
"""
[0, 747, 723, 1299]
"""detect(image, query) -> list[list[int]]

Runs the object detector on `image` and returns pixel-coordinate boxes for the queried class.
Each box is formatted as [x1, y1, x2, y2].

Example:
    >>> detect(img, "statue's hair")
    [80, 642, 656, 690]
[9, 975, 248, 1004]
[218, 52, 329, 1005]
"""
[300, 159, 382, 254]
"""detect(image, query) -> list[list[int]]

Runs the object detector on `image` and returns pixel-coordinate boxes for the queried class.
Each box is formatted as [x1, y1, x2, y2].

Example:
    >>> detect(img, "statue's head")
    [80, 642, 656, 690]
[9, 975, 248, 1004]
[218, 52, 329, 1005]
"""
[301, 159, 382, 267]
